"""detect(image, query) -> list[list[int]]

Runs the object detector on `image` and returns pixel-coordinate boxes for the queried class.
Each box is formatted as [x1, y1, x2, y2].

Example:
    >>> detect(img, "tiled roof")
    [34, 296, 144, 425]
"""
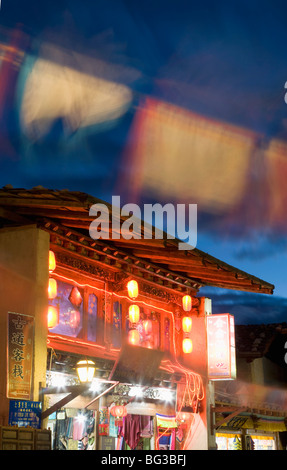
[0, 185, 275, 295]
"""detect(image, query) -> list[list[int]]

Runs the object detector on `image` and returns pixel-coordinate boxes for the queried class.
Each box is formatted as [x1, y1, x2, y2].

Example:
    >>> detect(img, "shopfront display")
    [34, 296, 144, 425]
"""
[48, 409, 96, 450]
[248, 435, 276, 451]
[44, 385, 179, 451]
[216, 433, 242, 450]
[216, 431, 277, 451]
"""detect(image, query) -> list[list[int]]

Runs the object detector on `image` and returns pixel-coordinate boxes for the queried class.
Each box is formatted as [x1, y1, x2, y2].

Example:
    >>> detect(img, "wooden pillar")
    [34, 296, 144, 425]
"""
[0, 225, 50, 424]
[104, 282, 113, 350]
[173, 303, 182, 357]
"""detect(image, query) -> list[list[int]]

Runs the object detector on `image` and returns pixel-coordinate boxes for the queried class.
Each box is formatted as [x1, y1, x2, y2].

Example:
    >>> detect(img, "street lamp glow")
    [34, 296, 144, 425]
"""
[76, 359, 96, 383]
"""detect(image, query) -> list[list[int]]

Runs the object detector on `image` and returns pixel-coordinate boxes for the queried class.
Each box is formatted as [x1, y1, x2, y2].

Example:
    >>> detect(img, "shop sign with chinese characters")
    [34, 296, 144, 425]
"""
[7, 312, 34, 399]
[9, 400, 42, 429]
[206, 313, 236, 380]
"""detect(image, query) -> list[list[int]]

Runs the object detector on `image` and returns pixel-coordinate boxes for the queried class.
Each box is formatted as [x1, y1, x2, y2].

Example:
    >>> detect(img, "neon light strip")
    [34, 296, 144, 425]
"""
[52, 271, 176, 315]
[47, 334, 120, 355]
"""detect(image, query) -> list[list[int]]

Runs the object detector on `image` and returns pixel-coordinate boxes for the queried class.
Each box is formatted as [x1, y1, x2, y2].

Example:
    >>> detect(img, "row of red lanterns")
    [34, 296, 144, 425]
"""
[127, 280, 192, 313]
[127, 280, 154, 346]
[127, 279, 193, 353]
[182, 294, 192, 353]
[182, 309, 192, 354]
[47, 256, 194, 352]
[127, 280, 140, 345]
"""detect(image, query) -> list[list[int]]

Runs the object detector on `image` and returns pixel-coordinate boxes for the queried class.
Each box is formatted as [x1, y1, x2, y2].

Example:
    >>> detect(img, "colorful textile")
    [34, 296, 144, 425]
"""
[109, 414, 119, 438]
[120, 414, 142, 450]
[73, 419, 84, 440]
[99, 406, 108, 424]
[232, 436, 242, 450]
[158, 429, 176, 450]
[140, 415, 153, 437]
[156, 413, 177, 429]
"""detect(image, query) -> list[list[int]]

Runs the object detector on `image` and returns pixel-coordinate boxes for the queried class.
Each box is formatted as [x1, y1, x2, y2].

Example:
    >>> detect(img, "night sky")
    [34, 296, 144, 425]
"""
[1, 0, 287, 324]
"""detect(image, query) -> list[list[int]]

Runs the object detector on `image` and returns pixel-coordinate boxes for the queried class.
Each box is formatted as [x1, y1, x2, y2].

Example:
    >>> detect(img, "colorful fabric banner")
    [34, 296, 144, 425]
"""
[156, 414, 178, 429]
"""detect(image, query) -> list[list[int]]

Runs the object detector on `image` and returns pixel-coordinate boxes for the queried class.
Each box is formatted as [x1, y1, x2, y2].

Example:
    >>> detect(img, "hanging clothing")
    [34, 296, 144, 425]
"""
[232, 436, 242, 450]
[120, 415, 142, 450]
[156, 414, 177, 451]
[158, 429, 176, 450]
[109, 415, 119, 438]
[73, 418, 85, 441]
[99, 407, 109, 425]
[65, 417, 74, 439]
[126, 437, 151, 451]
[140, 415, 153, 438]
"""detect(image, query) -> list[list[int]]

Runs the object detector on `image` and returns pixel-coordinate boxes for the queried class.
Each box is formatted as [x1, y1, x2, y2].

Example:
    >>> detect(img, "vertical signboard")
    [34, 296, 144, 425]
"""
[7, 312, 34, 399]
[206, 313, 236, 380]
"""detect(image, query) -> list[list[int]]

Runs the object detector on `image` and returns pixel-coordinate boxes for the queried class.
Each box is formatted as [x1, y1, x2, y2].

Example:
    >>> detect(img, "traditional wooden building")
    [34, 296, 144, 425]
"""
[0, 186, 274, 450]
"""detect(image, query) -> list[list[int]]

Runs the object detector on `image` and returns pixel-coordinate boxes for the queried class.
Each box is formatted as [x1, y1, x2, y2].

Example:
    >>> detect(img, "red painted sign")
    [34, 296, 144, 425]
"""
[206, 314, 236, 380]
[7, 312, 34, 399]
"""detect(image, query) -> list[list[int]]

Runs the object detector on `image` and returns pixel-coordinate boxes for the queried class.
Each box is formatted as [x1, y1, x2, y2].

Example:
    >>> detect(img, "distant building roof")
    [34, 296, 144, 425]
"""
[236, 323, 287, 360]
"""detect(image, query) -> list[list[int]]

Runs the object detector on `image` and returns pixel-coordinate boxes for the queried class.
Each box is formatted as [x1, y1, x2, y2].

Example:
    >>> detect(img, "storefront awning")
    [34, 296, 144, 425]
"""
[40, 380, 119, 419]
[109, 343, 164, 386]
[213, 407, 287, 433]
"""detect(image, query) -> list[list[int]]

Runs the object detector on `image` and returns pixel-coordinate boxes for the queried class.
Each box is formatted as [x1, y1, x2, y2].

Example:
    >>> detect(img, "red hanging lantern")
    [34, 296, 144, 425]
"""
[48, 278, 57, 299]
[128, 328, 140, 346]
[110, 404, 127, 426]
[127, 280, 139, 299]
[182, 316, 192, 333]
[182, 338, 193, 354]
[48, 305, 59, 329]
[49, 250, 56, 273]
[182, 295, 192, 312]
[128, 304, 140, 323]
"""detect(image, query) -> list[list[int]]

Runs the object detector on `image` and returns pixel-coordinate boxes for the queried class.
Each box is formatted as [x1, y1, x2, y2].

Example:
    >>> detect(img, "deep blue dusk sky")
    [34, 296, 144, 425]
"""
[1, 0, 287, 324]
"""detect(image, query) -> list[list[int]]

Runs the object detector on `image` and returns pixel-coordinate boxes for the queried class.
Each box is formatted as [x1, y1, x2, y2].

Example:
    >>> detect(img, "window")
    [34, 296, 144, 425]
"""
[112, 301, 122, 348]
[126, 308, 164, 350]
[163, 318, 171, 351]
[49, 281, 84, 338]
[48, 281, 101, 343]
[48, 280, 172, 354]
[87, 293, 98, 342]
